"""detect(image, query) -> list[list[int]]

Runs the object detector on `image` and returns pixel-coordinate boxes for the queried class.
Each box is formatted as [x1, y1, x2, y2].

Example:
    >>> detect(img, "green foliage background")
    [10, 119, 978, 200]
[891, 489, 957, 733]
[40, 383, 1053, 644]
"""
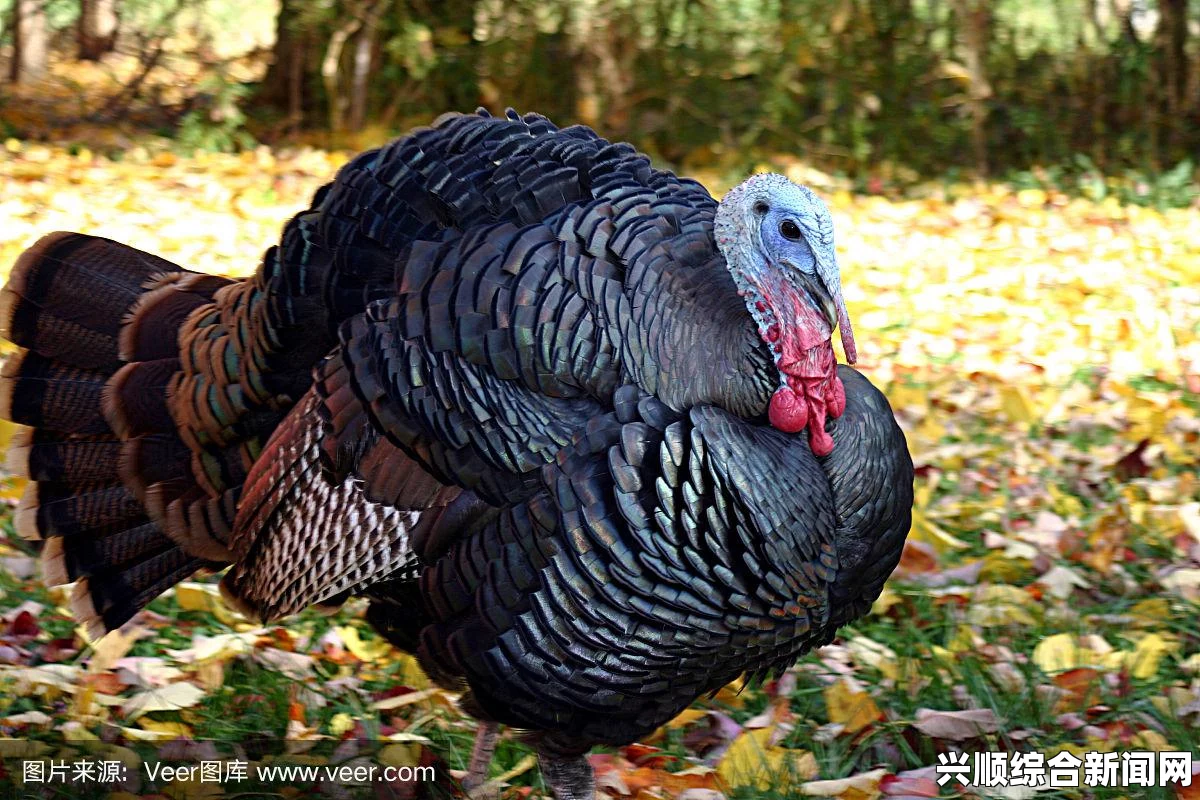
[2, 0, 1199, 186]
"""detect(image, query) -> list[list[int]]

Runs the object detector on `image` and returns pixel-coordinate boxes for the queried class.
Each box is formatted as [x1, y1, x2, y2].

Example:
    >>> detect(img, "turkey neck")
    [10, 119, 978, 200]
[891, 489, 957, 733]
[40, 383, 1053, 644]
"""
[631, 252, 776, 418]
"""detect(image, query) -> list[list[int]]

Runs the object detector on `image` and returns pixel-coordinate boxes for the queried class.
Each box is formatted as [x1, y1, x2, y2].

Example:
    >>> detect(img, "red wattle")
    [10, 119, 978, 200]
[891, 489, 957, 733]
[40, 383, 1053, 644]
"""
[827, 374, 846, 418]
[808, 422, 834, 457]
[768, 387, 808, 433]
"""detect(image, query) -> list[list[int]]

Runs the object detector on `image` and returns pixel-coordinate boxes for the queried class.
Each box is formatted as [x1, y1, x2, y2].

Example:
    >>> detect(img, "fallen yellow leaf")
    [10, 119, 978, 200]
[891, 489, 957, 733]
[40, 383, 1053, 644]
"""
[1033, 633, 1083, 674]
[799, 768, 888, 799]
[1124, 632, 1174, 679]
[122, 682, 206, 720]
[138, 718, 193, 738]
[823, 679, 883, 734]
[336, 625, 392, 662]
[1000, 384, 1038, 424]
[717, 727, 818, 790]
[329, 712, 355, 736]
[665, 707, 708, 729]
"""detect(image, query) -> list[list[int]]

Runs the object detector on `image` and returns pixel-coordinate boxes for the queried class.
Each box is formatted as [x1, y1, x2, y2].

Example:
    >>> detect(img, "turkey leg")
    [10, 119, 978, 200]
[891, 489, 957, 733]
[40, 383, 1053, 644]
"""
[537, 751, 595, 800]
[462, 721, 499, 790]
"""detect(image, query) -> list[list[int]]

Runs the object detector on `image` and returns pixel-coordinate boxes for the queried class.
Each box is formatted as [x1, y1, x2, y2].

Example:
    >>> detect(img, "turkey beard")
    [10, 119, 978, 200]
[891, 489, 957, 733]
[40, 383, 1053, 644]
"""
[752, 271, 854, 456]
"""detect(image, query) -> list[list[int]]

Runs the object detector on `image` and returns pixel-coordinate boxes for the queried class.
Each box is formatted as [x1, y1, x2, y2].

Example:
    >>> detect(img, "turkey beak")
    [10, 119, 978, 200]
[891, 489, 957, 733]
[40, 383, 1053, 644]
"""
[816, 255, 857, 365]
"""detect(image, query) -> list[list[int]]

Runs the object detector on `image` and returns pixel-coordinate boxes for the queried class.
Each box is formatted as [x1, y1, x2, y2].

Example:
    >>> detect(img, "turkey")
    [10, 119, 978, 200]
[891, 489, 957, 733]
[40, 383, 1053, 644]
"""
[0, 109, 912, 799]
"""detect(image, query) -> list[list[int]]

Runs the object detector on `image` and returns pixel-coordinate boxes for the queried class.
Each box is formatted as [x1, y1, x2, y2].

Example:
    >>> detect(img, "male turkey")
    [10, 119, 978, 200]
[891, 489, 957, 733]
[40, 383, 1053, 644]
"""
[0, 109, 912, 799]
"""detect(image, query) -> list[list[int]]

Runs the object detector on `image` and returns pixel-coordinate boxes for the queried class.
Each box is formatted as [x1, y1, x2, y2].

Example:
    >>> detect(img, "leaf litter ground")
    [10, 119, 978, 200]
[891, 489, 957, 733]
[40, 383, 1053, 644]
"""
[0, 143, 1197, 800]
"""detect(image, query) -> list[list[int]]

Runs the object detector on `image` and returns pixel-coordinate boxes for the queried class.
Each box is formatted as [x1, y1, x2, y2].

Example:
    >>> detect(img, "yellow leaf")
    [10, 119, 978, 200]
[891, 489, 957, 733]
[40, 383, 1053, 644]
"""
[713, 676, 747, 708]
[799, 768, 888, 799]
[0, 475, 27, 503]
[491, 753, 538, 785]
[717, 728, 791, 790]
[1128, 598, 1171, 625]
[175, 582, 246, 628]
[1151, 687, 1196, 718]
[167, 632, 256, 664]
[370, 687, 446, 711]
[138, 719, 193, 739]
[60, 721, 100, 741]
[378, 743, 421, 769]
[979, 552, 1032, 582]
[1181, 503, 1200, 543]
[1000, 385, 1037, 424]
[967, 584, 1039, 626]
[122, 682, 206, 720]
[1033, 634, 1081, 674]
[326, 712, 353, 736]
[175, 582, 221, 612]
[846, 636, 899, 680]
[909, 509, 970, 551]
[87, 625, 144, 673]
[946, 624, 984, 654]
[870, 587, 901, 615]
[0, 419, 23, 454]
[823, 679, 882, 734]
[1047, 483, 1084, 518]
[1125, 633, 1173, 679]
[118, 725, 188, 742]
[389, 652, 431, 690]
[665, 707, 708, 729]
[1016, 188, 1047, 207]
[1163, 569, 1200, 602]
[1130, 730, 1172, 752]
[336, 625, 391, 662]
[70, 684, 97, 718]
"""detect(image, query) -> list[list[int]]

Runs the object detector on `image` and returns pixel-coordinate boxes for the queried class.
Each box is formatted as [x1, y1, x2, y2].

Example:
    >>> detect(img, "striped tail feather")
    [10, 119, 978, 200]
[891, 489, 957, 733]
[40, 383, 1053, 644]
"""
[0, 233, 225, 638]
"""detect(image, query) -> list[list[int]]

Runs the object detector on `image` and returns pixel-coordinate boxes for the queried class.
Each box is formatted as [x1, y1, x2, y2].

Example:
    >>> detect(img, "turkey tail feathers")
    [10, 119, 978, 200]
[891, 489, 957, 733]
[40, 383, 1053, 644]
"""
[0, 233, 213, 639]
[0, 232, 188, 370]
[220, 388, 421, 623]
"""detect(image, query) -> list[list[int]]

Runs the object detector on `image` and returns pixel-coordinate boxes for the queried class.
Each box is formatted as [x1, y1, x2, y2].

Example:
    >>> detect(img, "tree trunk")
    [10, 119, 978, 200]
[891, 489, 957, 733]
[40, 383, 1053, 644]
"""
[255, 0, 317, 131]
[1156, 0, 1188, 155]
[9, 0, 48, 84]
[566, 0, 635, 133]
[1111, 0, 1140, 44]
[79, 0, 119, 61]
[950, 0, 993, 176]
[348, 1, 382, 132]
[322, 16, 359, 134]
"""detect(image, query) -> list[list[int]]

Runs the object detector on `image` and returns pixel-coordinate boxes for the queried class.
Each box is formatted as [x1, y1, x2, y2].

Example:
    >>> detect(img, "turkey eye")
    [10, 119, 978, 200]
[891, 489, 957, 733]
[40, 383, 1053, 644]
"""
[779, 220, 802, 240]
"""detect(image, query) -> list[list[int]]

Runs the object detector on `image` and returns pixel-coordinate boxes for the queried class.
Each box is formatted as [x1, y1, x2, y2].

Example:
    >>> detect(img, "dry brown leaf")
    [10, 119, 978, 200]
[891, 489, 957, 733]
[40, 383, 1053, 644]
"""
[370, 686, 448, 711]
[912, 708, 1001, 740]
[122, 682, 206, 720]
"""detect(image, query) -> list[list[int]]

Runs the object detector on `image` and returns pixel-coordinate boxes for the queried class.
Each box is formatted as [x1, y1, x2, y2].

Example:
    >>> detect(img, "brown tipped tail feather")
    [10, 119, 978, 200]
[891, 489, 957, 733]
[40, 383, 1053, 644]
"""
[0, 233, 438, 639]
[0, 233, 232, 638]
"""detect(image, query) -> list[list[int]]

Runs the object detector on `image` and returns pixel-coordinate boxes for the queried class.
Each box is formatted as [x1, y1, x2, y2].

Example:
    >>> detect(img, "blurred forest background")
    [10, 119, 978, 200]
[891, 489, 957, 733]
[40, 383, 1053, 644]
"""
[1, 0, 1199, 201]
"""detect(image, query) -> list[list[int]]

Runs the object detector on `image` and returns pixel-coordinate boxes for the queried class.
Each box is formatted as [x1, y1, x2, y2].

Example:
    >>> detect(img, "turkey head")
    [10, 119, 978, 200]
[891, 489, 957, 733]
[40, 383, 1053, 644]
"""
[714, 174, 856, 456]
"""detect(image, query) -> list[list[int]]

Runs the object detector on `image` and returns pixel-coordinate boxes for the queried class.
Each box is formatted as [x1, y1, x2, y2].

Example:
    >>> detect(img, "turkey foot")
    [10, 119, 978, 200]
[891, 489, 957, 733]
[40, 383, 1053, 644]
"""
[537, 751, 595, 800]
[463, 721, 499, 794]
